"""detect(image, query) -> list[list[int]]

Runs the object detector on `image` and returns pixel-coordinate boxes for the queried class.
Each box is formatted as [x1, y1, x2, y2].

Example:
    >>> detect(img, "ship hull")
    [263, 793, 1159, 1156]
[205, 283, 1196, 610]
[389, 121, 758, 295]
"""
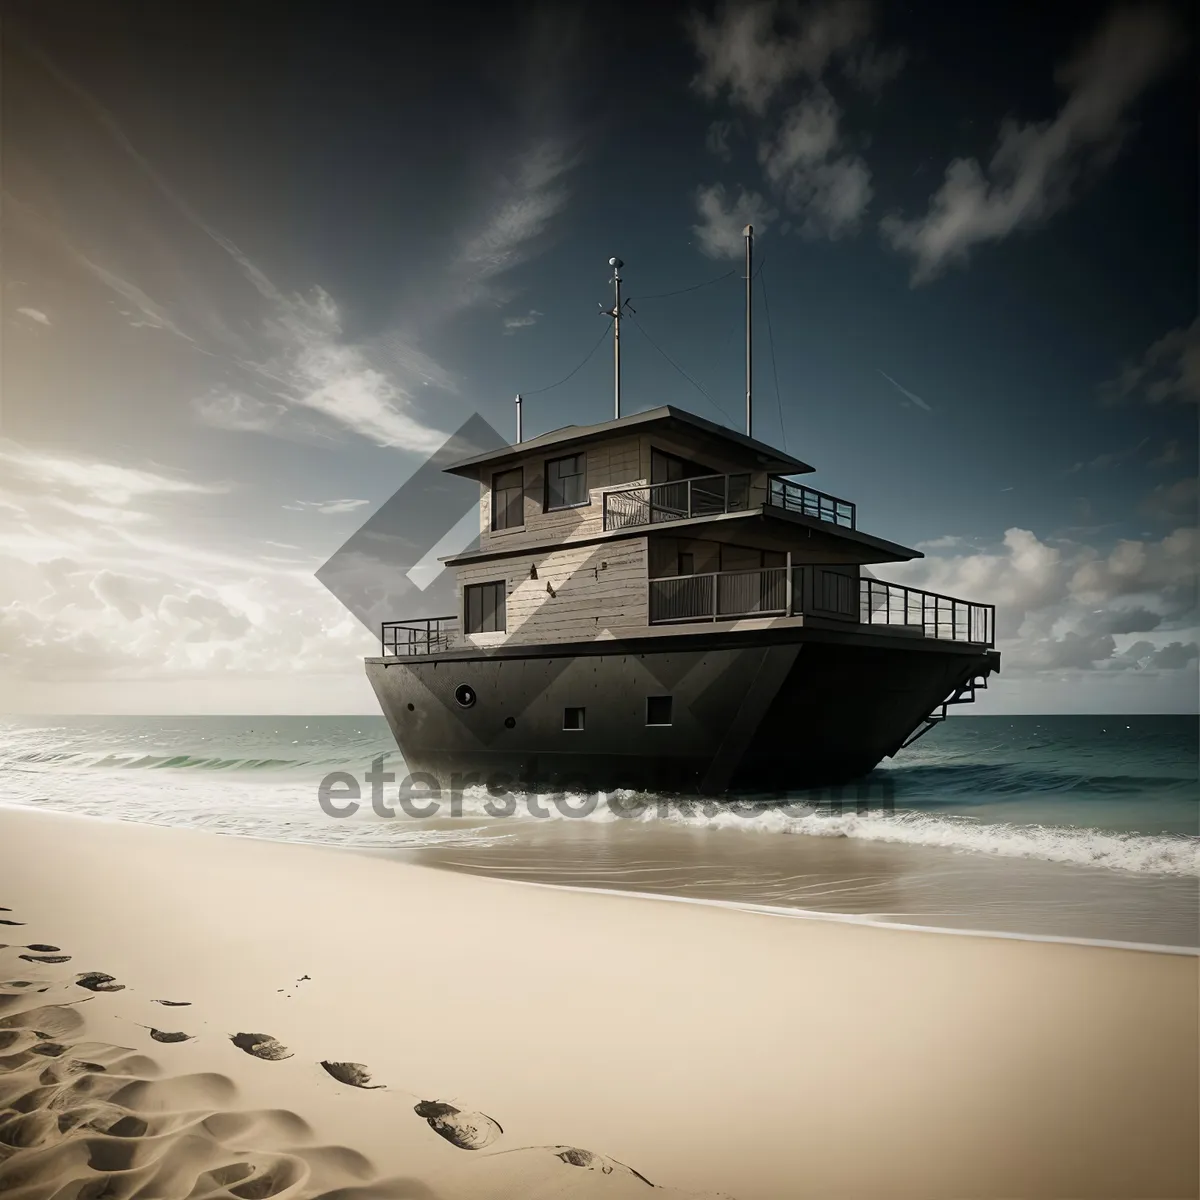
[365, 625, 999, 795]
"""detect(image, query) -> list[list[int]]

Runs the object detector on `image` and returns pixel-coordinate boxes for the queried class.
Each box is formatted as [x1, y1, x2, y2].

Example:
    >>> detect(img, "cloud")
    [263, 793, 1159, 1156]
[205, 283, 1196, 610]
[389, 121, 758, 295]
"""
[706, 119, 739, 160]
[1100, 317, 1199, 406]
[688, 0, 877, 114]
[15, 307, 50, 326]
[884, 524, 1198, 674]
[192, 390, 286, 434]
[1063, 434, 1150, 473]
[0, 441, 225, 506]
[876, 368, 932, 411]
[283, 498, 372, 516]
[881, 5, 1182, 283]
[1140, 476, 1199, 522]
[1151, 439, 1182, 468]
[502, 309, 543, 334]
[757, 85, 872, 236]
[692, 183, 778, 259]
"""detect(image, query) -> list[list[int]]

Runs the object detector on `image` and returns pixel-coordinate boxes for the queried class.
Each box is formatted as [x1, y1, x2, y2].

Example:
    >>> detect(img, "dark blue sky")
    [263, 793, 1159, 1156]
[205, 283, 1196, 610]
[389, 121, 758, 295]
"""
[2, 0, 1196, 712]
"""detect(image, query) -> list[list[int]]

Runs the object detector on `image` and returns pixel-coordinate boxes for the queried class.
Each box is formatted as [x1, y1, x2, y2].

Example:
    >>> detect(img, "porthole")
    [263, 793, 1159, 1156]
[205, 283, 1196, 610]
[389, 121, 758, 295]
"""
[406, 702, 415, 712]
[454, 684, 477, 708]
[504, 716, 516, 729]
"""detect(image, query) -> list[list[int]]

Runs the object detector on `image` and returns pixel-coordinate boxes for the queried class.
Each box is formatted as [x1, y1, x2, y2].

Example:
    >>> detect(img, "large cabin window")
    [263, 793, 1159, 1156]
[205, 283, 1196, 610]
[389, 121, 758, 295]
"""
[464, 581, 506, 634]
[491, 468, 524, 530]
[545, 453, 587, 510]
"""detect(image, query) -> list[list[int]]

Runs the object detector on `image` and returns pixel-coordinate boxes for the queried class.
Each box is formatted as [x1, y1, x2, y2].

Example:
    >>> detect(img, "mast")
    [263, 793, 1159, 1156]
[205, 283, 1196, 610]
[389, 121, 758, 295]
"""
[608, 256, 624, 420]
[744, 224, 753, 437]
[514, 393, 523, 443]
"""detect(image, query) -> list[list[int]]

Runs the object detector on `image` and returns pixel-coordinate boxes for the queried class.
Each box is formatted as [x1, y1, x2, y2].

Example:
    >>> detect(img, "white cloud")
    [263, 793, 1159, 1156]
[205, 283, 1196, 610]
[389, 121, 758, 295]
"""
[689, 0, 876, 114]
[706, 119, 739, 160]
[0, 441, 226, 506]
[1140, 476, 1199, 522]
[884, 524, 1198, 675]
[283, 498, 371, 516]
[503, 309, 543, 334]
[16, 307, 51, 327]
[693, 184, 778, 259]
[881, 5, 1183, 283]
[192, 389, 286, 433]
[1100, 317, 1200, 406]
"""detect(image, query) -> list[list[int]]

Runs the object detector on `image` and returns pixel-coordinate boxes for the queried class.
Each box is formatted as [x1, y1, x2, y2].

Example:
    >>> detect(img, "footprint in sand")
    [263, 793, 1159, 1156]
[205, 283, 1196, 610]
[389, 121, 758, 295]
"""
[230, 1032, 293, 1061]
[414, 1100, 503, 1150]
[0, 919, 25, 926]
[153, 999, 191, 1007]
[146, 1028, 193, 1043]
[19, 954, 71, 964]
[75, 972, 124, 992]
[556, 1147, 655, 1183]
[25, 944, 60, 953]
[319, 1061, 384, 1089]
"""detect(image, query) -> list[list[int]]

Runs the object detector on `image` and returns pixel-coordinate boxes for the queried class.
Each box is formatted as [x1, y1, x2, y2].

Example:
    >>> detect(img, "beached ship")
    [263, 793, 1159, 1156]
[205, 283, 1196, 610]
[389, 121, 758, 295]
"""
[366, 240, 999, 794]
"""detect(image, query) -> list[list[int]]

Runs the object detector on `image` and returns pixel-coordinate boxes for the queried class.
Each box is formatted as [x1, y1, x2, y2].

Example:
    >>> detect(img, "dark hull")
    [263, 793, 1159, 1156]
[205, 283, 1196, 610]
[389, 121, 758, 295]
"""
[365, 624, 999, 794]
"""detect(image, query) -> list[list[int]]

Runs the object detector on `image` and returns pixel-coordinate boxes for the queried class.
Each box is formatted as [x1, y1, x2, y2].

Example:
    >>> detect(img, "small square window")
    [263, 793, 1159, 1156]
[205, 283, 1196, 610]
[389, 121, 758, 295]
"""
[646, 695, 673, 726]
[563, 706, 585, 731]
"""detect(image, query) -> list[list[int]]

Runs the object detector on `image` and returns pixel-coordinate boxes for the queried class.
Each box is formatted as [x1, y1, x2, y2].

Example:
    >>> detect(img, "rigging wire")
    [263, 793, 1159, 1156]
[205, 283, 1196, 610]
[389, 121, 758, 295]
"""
[759, 259, 789, 453]
[521, 324, 611, 395]
[628, 313, 739, 426]
[628, 268, 737, 303]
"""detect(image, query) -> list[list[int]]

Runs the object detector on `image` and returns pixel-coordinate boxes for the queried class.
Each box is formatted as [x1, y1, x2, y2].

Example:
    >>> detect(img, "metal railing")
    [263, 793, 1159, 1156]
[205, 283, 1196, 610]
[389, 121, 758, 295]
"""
[647, 567, 995, 646]
[649, 567, 787, 623]
[767, 478, 856, 529]
[861, 579, 995, 646]
[603, 473, 752, 530]
[381, 616, 458, 656]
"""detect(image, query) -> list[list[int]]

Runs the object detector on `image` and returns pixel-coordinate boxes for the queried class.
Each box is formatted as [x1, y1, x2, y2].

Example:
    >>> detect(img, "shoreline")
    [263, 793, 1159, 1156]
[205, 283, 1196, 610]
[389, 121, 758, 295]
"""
[1, 805, 1196, 1198]
[4, 800, 1197, 955]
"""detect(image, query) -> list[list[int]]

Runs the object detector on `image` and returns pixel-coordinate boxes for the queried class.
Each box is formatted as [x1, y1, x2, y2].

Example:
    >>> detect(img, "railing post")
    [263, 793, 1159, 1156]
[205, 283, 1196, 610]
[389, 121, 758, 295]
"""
[785, 552, 793, 615]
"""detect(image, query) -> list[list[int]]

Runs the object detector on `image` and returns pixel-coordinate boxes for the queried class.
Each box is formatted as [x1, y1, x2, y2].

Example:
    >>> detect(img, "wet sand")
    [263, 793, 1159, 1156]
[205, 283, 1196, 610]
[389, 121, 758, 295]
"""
[0, 805, 1196, 1199]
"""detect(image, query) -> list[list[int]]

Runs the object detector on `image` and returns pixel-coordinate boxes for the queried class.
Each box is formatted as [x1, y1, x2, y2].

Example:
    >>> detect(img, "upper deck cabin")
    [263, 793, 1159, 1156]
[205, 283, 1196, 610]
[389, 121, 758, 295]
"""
[381, 406, 996, 656]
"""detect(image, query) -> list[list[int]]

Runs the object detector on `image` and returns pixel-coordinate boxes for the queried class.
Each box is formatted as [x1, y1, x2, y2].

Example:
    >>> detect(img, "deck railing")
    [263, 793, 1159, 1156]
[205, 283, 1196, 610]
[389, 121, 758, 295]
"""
[603, 473, 752, 531]
[767, 478, 856, 528]
[603, 472, 857, 532]
[648, 566, 995, 646]
[380, 616, 458, 656]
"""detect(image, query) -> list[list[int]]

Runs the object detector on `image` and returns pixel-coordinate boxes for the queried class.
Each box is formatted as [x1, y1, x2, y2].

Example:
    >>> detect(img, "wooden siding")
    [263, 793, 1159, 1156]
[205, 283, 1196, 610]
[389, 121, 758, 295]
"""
[457, 538, 649, 647]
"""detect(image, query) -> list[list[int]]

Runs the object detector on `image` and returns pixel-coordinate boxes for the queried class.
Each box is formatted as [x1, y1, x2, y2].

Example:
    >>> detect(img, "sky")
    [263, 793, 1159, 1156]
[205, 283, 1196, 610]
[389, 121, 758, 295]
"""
[0, 0, 1196, 715]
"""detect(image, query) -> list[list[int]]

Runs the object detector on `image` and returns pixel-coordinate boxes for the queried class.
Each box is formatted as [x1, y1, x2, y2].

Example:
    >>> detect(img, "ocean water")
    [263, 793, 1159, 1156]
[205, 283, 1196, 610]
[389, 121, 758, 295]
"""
[1, 714, 1196, 950]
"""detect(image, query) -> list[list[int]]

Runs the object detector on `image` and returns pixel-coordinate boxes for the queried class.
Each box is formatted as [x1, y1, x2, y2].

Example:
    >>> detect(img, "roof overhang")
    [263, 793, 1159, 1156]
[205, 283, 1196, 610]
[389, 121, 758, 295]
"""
[443, 405, 813, 479]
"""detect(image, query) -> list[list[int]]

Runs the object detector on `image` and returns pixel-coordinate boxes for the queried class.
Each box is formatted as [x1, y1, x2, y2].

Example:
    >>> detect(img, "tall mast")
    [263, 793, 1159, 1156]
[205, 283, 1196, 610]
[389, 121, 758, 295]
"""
[744, 224, 753, 438]
[608, 256, 624, 420]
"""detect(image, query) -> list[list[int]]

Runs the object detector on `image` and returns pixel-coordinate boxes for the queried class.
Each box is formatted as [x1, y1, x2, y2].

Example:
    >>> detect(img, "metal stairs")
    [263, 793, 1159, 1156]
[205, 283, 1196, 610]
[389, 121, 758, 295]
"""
[900, 673, 989, 749]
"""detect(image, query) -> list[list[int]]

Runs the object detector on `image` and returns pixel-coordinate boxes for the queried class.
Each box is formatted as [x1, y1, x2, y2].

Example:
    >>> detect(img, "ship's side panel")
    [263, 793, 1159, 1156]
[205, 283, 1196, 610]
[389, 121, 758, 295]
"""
[366, 636, 995, 794]
[456, 538, 649, 646]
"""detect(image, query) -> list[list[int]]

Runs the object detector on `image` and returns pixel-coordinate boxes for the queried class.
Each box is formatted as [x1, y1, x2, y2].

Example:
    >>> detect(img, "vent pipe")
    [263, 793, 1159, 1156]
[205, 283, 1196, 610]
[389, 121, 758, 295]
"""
[744, 224, 753, 438]
[515, 393, 523, 443]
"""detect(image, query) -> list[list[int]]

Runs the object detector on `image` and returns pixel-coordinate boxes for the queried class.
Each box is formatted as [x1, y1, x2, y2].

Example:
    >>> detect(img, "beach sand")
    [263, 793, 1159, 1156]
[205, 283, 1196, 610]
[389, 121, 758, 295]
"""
[0, 806, 1195, 1199]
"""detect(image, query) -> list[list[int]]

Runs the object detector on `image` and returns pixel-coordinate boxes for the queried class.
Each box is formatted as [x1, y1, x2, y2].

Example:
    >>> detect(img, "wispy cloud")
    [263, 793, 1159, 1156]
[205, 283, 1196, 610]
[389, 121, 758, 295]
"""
[693, 183, 778, 259]
[688, 0, 899, 247]
[192, 390, 286, 434]
[881, 5, 1183, 283]
[1064, 435, 1150, 474]
[1140, 476, 1199, 522]
[15, 307, 51, 327]
[1100, 317, 1199, 406]
[503, 309, 544, 334]
[877, 369, 932, 411]
[0, 441, 226, 506]
[283, 498, 372, 516]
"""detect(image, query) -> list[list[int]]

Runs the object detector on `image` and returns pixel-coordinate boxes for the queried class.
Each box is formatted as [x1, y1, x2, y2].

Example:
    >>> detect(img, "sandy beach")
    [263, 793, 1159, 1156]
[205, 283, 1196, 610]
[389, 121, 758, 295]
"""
[0, 806, 1195, 1200]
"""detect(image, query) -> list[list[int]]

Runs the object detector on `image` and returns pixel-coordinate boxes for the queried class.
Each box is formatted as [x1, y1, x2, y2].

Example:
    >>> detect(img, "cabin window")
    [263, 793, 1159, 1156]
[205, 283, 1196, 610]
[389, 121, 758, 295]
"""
[491, 468, 524, 531]
[563, 706, 585, 731]
[646, 696, 673, 726]
[545, 453, 587, 510]
[464, 581, 506, 634]
[651, 448, 712, 483]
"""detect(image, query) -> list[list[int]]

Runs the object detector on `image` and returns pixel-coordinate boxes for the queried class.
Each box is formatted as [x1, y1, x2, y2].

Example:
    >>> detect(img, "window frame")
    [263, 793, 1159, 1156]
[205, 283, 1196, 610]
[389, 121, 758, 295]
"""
[464, 580, 507, 635]
[544, 453, 589, 512]
[562, 706, 586, 731]
[491, 467, 524, 532]
[646, 695, 673, 726]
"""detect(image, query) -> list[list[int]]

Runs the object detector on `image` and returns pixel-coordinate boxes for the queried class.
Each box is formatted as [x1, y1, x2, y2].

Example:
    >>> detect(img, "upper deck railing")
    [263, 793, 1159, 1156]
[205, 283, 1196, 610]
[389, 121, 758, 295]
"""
[603, 473, 752, 530]
[647, 566, 995, 646]
[767, 478, 856, 529]
[381, 616, 457, 656]
[602, 472, 856, 532]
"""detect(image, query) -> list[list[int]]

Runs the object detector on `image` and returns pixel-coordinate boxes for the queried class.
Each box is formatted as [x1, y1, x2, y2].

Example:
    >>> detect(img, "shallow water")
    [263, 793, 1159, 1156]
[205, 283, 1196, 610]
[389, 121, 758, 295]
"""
[1, 714, 1196, 949]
